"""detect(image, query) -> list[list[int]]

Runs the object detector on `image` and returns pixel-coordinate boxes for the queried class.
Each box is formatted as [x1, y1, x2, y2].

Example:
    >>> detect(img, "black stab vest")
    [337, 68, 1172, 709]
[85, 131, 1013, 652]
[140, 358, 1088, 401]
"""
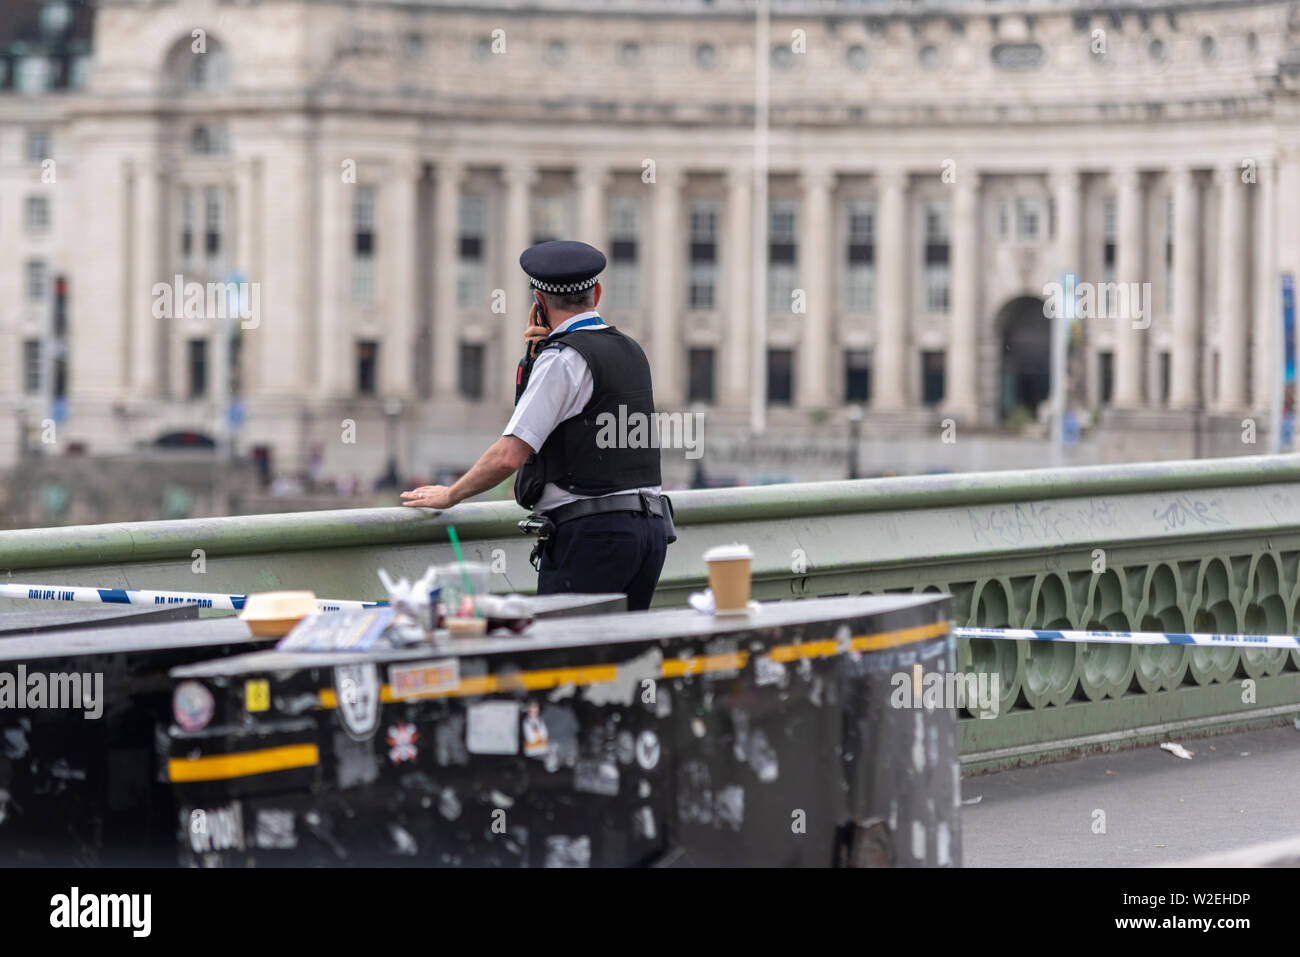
[513, 324, 662, 510]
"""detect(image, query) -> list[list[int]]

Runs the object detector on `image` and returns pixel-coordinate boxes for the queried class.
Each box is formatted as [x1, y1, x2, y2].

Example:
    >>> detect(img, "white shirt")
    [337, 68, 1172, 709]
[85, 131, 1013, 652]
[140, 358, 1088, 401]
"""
[503, 310, 662, 511]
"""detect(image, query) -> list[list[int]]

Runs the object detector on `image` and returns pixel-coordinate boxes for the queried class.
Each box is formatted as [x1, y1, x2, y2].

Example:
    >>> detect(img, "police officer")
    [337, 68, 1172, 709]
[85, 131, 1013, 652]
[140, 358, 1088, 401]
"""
[401, 240, 673, 610]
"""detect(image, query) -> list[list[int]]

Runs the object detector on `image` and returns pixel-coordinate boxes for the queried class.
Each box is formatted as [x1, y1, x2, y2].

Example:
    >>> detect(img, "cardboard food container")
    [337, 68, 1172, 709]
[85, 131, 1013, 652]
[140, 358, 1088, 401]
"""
[238, 591, 318, 637]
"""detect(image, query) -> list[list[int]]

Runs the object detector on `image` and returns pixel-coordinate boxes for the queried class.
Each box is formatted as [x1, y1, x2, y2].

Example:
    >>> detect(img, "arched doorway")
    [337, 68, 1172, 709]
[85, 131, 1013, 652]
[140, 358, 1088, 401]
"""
[996, 296, 1051, 423]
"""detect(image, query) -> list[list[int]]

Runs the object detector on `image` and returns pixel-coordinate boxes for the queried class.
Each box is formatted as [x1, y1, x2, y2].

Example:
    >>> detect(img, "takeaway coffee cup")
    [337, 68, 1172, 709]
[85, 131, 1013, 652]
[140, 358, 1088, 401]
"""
[704, 543, 754, 614]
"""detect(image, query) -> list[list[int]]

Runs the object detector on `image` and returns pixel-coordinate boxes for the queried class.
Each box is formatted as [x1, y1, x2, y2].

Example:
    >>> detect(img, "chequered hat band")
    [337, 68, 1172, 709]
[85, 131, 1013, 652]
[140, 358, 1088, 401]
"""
[528, 274, 601, 294]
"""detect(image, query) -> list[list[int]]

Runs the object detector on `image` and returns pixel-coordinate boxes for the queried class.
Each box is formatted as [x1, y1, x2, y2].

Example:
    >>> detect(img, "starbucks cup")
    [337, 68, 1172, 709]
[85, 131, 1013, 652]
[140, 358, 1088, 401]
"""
[704, 543, 754, 614]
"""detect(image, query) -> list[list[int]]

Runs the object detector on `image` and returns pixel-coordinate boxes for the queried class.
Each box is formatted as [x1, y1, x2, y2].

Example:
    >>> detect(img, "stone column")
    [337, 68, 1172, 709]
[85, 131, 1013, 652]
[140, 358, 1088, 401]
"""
[797, 167, 834, 408]
[723, 165, 752, 408]
[874, 169, 908, 410]
[384, 156, 420, 398]
[575, 162, 609, 250]
[944, 171, 979, 418]
[1169, 167, 1200, 409]
[502, 162, 536, 401]
[1215, 164, 1247, 411]
[316, 159, 350, 398]
[130, 158, 161, 395]
[432, 159, 463, 401]
[1051, 169, 1082, 278]
[1251, 158, 1275, 415]
[234, 157, 259, 395]
[650, 167, 683, 405]
[1113, 167, 1144, 408]
[1050, 169, 1084, 409]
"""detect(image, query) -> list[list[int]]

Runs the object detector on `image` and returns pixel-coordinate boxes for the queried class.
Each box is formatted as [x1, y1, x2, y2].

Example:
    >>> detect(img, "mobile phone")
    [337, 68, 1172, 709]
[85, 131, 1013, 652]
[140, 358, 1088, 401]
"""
[533, 291, 551, 330]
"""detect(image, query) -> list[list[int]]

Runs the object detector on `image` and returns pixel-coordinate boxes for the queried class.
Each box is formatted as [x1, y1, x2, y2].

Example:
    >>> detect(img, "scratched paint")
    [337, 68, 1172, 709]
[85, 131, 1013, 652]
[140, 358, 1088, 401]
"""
[582, 647, 662, 707]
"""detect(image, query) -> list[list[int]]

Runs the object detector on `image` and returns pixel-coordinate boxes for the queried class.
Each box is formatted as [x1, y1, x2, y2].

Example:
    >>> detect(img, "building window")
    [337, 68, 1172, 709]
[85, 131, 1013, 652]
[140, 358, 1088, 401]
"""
[923, 203, 950, 314]
[1165, 195, 1174, 311]
[845, 201, 876, 312]
[26, 130, 51, 164]
[771, 44, 794, 69]
[531, 194, 567, 246]
[921, 350, 945, 405]
[688, 201, 718, 310]
[688, 347, 715, 404]
[190, 124, 229, 156]
[846, 45, 869, 70]
[459, 343, 485, 400]
[179, 188, 194, 263]
[998, 201, 1009, 240]
[403, 33, 425, 60]
[767, 201, 798, 312]
[1102, 198, 1117, 312]
[1102, 198, 1117, 272]
[230, 332, 243, 398]
[25, 195, 50, 234]
[457, 194, 486, 309]
[187, 339, 208, 398]
[607, 198, 639, 311]
[203, 187, 225, 270]
[356, 340, 379, 396]
[767, 348, 793, 405]
[23, 340, 41, 395]
[26, 259, 48, 302]
[181, 43, 230, 92]
[1015, 198, 1041, 241]
[845, 349, 872, 403]
[352, 186, 376, 305]
[1098, 351, 1114, 405]
[618, 42, 641, 68]
[1159, 351, 1171, 405]
[918, 45, 940, 70]
[695, 43, 717, 70]
[41, 0, 73, 36]
[16, 56, 52, 93]
[1213, 351, 1221, 403]
[543, 40, 568, 67]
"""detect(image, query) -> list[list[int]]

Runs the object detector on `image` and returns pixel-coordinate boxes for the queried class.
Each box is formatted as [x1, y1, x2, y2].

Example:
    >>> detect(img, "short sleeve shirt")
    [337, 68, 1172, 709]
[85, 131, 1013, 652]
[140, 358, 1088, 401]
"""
[503, 311, 662, 511]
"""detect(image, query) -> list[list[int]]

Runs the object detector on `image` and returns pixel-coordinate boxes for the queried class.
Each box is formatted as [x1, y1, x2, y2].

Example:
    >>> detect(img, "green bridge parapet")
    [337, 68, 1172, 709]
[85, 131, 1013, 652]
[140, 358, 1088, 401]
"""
[3, 453, 1300, 768]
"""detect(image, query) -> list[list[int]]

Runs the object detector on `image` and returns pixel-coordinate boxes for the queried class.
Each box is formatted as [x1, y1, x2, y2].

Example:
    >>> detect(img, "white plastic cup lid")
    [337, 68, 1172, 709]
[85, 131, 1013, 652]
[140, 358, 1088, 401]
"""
[704, 543, 753, 562]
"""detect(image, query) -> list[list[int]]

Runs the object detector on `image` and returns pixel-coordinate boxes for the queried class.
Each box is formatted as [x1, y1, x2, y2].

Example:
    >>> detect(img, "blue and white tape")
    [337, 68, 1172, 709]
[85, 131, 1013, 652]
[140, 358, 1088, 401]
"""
[0, 583, 384, 614]
[955, 626, 1300, 651]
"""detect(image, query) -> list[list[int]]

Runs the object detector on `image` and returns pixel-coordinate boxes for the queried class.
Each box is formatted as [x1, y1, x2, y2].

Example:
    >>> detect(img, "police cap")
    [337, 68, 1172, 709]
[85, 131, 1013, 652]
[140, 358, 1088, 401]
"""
[519, 240, 606, 294]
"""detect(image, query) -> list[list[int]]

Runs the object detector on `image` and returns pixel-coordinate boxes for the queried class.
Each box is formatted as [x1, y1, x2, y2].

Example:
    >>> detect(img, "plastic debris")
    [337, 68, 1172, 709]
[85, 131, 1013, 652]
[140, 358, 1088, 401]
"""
[688, 589, 716, 614]
[1160, 742, 1194, 760]
[960, 795, 982, 806]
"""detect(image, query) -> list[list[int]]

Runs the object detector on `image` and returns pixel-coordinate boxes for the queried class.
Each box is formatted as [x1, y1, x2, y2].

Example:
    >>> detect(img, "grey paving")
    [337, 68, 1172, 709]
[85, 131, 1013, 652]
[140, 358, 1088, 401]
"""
[961, 725, 1300, 867]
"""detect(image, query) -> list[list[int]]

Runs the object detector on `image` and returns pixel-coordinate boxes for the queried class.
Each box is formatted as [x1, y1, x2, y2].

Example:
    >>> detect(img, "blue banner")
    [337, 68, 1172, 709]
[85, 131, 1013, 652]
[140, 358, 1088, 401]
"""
[1283, 274, 1295, 450]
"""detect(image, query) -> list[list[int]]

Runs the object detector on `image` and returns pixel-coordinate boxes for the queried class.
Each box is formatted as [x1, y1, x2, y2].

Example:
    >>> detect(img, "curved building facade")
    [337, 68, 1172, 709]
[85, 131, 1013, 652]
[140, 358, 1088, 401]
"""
[3, 0, 1300, 481]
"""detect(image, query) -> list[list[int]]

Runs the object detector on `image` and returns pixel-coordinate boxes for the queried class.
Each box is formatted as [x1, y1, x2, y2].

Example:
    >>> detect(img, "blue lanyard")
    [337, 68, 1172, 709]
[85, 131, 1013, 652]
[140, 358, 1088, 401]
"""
[561, 315, 605, 332]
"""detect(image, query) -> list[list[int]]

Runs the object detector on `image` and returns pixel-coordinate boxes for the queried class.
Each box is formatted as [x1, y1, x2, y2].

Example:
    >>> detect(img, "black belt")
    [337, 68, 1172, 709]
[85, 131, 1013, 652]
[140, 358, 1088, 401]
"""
[518, 492, 676, 571]
[543, 491, 666, 526]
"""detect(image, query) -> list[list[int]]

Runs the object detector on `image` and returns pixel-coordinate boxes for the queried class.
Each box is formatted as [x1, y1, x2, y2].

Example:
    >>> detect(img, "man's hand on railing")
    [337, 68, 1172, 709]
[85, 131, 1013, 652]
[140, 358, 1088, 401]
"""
[400, 485, 456, 509]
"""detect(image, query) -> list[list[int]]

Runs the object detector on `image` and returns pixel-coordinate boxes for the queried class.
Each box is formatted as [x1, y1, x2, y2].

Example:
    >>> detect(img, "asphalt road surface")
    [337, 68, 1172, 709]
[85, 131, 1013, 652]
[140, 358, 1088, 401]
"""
[961, 725, 1300, 867]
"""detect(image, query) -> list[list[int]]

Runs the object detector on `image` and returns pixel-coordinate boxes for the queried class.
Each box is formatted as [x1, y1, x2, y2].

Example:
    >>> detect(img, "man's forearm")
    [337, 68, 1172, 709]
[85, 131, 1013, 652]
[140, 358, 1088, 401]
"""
[447, 440, 519, 504]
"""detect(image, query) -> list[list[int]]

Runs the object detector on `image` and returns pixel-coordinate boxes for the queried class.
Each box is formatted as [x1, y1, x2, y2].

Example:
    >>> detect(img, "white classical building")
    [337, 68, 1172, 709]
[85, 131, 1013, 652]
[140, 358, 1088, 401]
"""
[4, 0, 1300, 482]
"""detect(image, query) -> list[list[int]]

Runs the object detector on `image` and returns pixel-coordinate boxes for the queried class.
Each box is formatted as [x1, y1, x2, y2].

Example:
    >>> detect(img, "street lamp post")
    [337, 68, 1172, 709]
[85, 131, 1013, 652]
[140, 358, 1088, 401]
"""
[847, 404, 863, 480]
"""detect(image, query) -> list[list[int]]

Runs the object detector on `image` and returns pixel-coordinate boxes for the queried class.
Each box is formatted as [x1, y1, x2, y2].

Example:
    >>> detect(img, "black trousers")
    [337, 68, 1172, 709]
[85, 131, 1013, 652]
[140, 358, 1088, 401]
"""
[536, 510, 668, 611]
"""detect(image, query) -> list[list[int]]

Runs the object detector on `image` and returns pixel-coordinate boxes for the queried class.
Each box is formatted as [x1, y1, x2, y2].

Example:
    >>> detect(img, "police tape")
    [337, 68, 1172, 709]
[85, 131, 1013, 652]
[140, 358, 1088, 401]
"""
[0, 583, 384, 613]
[954, 626, 1300, 651]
